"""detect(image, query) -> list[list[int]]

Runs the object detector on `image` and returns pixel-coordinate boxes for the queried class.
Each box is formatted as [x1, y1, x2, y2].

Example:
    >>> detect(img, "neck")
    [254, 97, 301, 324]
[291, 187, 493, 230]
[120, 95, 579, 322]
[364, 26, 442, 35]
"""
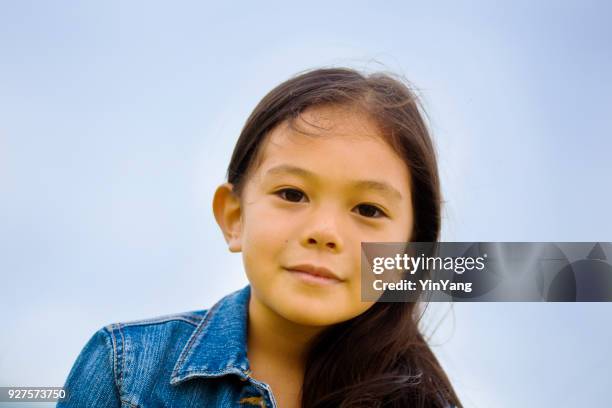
[246, 292, 324, 374]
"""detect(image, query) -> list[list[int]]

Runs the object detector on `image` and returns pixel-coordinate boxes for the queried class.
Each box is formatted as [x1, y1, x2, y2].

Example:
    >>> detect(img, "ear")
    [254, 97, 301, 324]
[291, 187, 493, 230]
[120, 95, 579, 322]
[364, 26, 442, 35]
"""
[212, 183, 243, 253]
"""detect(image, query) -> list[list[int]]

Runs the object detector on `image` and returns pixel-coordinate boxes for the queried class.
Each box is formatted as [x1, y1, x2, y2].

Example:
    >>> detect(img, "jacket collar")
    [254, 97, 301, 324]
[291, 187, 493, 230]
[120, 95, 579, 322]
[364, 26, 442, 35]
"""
[170, 284, 252, 385]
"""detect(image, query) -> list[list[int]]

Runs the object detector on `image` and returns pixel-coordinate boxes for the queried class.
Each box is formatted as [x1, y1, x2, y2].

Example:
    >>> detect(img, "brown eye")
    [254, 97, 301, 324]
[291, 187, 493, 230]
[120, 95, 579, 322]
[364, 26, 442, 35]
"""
[355, 204, 386, 218]
[276, 188, 306, 202]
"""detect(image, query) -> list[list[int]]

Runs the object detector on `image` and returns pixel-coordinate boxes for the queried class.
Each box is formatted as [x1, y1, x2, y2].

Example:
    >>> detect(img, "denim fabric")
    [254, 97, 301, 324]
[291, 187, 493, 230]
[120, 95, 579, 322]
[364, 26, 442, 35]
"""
[58, 284, 278, 407]
[59, 284, 456, 408]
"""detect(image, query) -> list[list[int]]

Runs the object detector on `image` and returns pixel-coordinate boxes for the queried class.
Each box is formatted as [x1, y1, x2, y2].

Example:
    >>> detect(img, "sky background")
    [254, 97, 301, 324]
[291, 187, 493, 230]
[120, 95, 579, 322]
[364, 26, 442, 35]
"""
[1, 1, 611, 407]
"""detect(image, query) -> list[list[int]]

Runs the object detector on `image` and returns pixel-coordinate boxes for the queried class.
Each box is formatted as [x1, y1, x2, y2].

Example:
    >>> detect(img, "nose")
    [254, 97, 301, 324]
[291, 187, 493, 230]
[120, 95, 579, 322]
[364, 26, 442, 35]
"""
[300, 210, 344, 253]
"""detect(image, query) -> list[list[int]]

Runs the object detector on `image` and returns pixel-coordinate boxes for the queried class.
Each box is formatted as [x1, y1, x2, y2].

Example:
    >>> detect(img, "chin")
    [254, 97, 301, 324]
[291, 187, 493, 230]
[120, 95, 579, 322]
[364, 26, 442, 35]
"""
[275, 298, 350, 327]
[284, 310, 344, 327]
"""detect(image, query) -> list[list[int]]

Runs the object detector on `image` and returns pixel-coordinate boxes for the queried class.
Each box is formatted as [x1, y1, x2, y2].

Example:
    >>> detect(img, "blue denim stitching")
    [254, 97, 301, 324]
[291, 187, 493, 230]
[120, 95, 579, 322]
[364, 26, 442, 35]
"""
[106, 325, 121, 395]
[177, 367, 247, 381]
[117, 323, 126, 392]
[118, 314, 202, 328]
[104, 325, 137, 407]
[115, 324, 142, 408]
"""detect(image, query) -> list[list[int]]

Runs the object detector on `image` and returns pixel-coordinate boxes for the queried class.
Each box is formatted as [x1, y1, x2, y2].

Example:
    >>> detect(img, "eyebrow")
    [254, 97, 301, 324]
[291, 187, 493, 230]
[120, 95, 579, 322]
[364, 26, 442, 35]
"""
[265, 164, 404, 201]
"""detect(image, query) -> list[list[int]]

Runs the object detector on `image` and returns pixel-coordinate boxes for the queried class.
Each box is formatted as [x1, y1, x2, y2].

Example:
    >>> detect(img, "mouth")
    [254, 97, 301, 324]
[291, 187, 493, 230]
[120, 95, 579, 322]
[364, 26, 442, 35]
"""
[284, 264, 344, 285]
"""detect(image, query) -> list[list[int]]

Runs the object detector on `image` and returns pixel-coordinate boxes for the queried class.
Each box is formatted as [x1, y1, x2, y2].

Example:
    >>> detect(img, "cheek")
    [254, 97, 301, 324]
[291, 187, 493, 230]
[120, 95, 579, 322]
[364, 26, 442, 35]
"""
[241, 204, 292, 268]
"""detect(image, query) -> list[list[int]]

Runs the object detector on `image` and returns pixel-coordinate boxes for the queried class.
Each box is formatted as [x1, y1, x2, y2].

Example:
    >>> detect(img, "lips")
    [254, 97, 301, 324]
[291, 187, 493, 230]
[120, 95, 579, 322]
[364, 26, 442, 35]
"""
[284, 264, 343, 281]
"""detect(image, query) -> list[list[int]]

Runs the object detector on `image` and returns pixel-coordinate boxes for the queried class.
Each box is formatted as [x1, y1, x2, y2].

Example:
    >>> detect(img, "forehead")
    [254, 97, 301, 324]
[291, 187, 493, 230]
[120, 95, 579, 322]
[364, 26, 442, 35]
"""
[289, 104, 382, 139]
[248, 105, 412, 192]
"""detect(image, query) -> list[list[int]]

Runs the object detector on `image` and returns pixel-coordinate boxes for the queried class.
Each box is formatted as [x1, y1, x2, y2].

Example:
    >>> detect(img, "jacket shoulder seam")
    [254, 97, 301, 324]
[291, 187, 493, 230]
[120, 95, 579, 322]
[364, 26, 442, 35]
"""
[114, 312, 206, 328]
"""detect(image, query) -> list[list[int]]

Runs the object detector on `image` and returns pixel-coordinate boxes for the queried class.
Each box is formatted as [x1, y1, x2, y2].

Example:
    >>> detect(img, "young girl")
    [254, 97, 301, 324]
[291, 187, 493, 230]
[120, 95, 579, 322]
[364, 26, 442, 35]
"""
[59, 68, 462, 408]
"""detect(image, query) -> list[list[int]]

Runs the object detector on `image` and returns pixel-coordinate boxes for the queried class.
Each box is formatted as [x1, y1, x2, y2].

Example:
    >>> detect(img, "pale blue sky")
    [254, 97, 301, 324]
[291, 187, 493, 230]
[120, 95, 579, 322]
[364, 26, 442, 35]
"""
[1, 1, 611, 407]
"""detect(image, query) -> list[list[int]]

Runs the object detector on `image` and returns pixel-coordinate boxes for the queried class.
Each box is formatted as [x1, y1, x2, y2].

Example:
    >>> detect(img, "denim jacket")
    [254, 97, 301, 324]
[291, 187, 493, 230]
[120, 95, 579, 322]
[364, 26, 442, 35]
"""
[59, 284, 455, 408]
[58, 284, 279, 407]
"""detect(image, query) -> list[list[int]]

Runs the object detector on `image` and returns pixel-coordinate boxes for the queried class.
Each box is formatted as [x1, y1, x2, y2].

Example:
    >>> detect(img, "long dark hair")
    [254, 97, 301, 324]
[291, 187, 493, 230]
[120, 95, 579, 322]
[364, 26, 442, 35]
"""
[226, 68, 461, 408]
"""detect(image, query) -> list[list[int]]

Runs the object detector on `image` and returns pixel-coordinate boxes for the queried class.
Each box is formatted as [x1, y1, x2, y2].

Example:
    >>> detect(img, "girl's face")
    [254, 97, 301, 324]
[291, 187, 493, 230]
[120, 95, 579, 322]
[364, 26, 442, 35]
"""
[225, 105, 414, 327]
